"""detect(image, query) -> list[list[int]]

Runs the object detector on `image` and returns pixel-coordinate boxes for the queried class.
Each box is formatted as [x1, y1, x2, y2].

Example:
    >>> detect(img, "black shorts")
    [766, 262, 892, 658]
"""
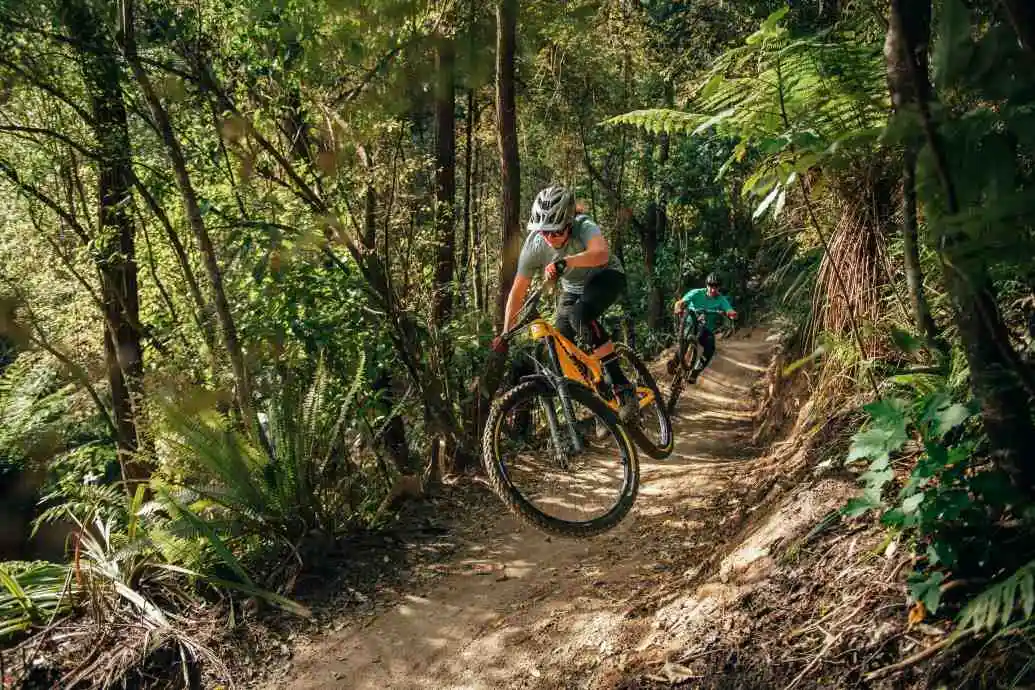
[555, 269, 626, 351]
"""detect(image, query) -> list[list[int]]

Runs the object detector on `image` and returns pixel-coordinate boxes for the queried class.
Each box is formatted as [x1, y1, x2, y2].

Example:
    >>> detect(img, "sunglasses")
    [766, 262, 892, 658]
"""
[707, 283, 720, 288]
[540, 228, 568, 238]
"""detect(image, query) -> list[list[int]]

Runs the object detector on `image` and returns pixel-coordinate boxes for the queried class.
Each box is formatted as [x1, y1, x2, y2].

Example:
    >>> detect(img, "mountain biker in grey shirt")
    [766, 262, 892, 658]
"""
[492, 184, 637, 423]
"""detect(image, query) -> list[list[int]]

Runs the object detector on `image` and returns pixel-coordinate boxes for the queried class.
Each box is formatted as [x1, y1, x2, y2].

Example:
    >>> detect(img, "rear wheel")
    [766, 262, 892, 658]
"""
[483, 379, 639, 538]
[613, 344, 673, 459]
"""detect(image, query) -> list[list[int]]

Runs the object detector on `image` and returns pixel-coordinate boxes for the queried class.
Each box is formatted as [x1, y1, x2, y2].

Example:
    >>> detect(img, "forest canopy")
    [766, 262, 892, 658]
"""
[1, 0, 1034, 686]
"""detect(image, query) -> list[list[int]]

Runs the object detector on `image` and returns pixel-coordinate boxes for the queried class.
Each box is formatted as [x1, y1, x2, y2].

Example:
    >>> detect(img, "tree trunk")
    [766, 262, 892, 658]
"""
[358, 145, 377, 250]
[656, 80, 674, 248]
[884, 0, 942, 353]
[59, 0, 148, 486]
[119, 0, 263, 448]
[901, 147, 942, 351]
[473, 139, 485, 312]
[372, 369, 413, 473]
[653, 83, 674, 330]
[494, 0, 521, 331]
[460, 88, 476, 299]
[642, 135, 664, 331]
[890, 0, 1035, 492]
[433, 31, 457, 325]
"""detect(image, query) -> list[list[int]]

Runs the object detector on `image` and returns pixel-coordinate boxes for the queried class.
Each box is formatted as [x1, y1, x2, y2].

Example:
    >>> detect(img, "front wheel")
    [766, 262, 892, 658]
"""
[666, 322, 699, 415]
[482, 379, 639, 538]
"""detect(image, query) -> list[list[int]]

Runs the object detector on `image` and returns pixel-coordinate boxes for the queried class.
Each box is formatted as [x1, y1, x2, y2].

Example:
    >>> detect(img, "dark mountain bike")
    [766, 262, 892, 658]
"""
[666, 307, 735, 415]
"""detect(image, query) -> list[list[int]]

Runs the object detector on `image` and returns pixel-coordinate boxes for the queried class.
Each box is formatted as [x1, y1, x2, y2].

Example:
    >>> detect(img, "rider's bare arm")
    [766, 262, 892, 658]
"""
[562, 233, 609, 269]
[503, 273, 532, 333]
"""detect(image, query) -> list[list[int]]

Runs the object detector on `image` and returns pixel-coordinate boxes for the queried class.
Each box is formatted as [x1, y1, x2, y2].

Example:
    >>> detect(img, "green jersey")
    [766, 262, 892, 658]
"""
[681, 287, 734, 331]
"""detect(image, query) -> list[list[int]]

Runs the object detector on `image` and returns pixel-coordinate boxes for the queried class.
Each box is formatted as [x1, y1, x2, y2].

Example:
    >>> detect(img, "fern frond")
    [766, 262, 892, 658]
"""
[605, 7, 887, 217]
[605, 109, 709, 136]
[341, 350, 367, 419]
[958, 560, 1035, 634]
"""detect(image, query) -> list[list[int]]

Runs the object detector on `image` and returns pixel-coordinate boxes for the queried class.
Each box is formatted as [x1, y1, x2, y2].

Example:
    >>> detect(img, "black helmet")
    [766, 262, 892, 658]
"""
[706, 272, 720, 287]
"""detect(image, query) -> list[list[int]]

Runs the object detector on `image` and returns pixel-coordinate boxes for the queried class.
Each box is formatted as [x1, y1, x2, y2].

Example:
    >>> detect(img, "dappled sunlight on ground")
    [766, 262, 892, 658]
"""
[277, 329, 775, 690]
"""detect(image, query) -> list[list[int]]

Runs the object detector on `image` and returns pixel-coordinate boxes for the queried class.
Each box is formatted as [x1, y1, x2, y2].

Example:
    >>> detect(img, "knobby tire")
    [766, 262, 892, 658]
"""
[615, 344, 674, 460]
[482, 379, 639, 538]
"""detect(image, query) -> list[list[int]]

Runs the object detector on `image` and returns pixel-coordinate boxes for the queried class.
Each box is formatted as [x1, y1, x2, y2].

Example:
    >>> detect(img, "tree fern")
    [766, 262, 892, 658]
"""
[957, 560, 1035, 634]
[606, 7, 887, 219]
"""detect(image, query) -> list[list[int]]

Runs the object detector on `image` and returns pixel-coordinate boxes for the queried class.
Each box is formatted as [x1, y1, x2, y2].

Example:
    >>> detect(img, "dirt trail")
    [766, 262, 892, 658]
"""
[277, 329, 775, 690]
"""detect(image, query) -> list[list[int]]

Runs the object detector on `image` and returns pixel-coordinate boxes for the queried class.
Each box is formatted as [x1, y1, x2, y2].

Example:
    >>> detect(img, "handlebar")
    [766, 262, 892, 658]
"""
[677, 306, 735, 321]
[501, 280, 557, 343]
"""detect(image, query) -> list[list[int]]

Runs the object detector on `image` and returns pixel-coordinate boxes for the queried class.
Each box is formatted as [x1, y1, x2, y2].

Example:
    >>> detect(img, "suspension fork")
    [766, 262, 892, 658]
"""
[544, 337, 585, 458]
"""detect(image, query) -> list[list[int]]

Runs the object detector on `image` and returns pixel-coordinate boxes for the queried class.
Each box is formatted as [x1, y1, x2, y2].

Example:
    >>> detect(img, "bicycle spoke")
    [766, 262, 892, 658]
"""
[497, 390, 629, 525]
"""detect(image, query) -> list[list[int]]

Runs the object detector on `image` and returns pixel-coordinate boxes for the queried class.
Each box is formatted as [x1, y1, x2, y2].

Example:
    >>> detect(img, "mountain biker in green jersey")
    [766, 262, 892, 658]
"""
[673, 273, 738, 383]
[491, 184, 638, 423]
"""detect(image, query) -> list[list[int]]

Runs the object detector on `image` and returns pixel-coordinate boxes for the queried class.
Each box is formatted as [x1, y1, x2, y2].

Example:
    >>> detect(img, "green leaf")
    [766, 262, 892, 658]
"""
[160, 488, 254, 587]
[909, 571, 945, 613]
[847, 424, 907, 465]
[1000, 576, 1019, 628]
[842, 495, 880, 518]
[772, 189, 788, 218]
[881, 508, 907, 527]
[0, 565, 32, 613]
[863, 397, 911, 428]
[752, 185, 782, 220]
[889, 327, 925, 355]
[1021, 571, 1035, 619]
[929, 403, 972, 438]
[700, 73, 724, 100]
[761, 5, 790, 33]
[901, 492, 925, 514]
[692, 107, 736, 136]
[926, 540, 958, 568]
[157, 564, 311, 618]
[860, 467, 894, 491]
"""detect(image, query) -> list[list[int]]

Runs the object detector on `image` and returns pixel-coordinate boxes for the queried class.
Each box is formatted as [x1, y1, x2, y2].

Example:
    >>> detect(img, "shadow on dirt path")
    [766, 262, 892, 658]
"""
[273, 328, 775, 690]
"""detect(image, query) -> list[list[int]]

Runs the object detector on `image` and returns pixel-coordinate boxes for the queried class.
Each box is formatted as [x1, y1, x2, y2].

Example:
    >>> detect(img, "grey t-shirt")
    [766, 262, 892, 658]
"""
[516, 215, 624, 294]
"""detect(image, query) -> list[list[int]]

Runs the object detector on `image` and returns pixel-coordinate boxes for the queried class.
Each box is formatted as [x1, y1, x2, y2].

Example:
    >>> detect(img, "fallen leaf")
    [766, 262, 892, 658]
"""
[908, 601, 926, 627]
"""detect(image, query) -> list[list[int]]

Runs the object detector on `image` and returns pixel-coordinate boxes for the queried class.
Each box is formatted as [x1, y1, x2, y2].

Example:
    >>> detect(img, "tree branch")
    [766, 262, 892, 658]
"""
[0, 125, 99, 159]
[0, 158, 92, 245]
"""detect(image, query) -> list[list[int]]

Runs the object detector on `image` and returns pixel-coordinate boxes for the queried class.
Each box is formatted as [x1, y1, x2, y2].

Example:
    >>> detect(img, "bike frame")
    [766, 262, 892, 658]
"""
[501, 283, 661, 464]
[525, 316, 655, 413]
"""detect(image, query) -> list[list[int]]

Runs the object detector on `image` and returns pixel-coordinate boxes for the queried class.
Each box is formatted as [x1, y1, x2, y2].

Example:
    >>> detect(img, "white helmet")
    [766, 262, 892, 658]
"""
[527, 184, 574, 233]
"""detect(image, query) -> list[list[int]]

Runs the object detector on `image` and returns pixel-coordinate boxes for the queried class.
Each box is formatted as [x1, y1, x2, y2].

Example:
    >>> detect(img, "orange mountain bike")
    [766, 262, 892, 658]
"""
[481, 283, 672, 537]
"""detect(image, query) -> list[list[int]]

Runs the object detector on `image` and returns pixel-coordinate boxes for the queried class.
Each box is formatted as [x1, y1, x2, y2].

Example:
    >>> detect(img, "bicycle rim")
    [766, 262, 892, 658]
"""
[615, 344, 674, 459]
[482, 379, 639, 538]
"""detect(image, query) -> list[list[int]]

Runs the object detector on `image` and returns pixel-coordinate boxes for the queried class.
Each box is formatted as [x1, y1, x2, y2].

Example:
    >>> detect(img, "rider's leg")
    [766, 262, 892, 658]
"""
[554, 291, 580, 343]
[567, 270, 628, 383]
[689, 326, 716, 382]
[567, 271, 638, 422]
